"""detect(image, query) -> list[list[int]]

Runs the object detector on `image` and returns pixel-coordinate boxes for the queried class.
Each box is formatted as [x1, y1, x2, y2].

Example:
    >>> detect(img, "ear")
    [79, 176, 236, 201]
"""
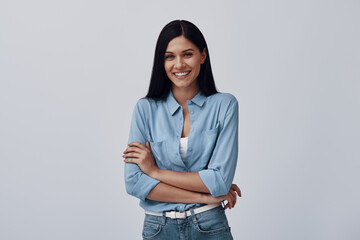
[201, 48, 207, 64]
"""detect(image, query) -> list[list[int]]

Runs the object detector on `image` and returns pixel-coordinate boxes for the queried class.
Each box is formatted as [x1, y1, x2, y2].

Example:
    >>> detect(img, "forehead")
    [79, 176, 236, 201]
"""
[166, 35, 198, 52]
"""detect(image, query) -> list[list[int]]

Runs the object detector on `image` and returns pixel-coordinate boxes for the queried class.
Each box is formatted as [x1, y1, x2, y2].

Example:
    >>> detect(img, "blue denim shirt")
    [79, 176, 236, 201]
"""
[125, 90, 239, 213]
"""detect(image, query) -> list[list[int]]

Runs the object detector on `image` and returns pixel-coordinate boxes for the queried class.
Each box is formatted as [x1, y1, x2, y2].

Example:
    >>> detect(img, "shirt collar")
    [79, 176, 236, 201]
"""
[166, 90, 206, 116]
[166, 91, 181, 115]
[188, 91, 206, 107]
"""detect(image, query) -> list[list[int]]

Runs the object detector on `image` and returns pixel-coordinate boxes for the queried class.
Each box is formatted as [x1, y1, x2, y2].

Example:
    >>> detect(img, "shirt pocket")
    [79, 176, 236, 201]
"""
[149, 140, 171, 170]
[199, 124, 221, 168]
[205, 124, 220, 140]
[205, 120, 221, 141]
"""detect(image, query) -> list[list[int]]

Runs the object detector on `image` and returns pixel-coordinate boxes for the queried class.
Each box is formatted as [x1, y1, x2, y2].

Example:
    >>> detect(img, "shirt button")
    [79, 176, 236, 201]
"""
[190, 111, 193, 114]
[189, 147, 192, 152]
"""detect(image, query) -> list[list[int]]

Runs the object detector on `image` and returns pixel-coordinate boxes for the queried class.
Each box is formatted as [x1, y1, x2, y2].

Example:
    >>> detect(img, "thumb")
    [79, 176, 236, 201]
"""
[146, 141, 151, 150]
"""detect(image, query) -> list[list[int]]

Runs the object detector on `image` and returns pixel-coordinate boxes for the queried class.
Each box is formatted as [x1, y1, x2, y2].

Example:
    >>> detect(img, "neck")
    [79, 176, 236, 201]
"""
[172, 84, 199, 106]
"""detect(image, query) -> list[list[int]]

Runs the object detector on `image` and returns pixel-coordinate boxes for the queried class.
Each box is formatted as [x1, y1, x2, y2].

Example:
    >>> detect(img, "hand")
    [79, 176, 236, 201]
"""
[123, 142, 159, 176]
[205, 184, 241, 210]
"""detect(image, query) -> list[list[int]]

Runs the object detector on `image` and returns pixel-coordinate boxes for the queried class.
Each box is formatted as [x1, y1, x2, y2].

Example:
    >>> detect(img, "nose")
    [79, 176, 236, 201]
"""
[174, 56, 185, 69]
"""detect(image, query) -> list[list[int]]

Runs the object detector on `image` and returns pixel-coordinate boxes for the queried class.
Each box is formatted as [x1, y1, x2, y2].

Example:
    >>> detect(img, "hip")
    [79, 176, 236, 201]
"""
[142, 204, 233, 240]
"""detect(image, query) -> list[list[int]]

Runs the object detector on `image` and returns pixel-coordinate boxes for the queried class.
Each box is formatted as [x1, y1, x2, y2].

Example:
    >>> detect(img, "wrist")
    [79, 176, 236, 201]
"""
[199, 193, 211, 204]
[150, 168, 161, 180]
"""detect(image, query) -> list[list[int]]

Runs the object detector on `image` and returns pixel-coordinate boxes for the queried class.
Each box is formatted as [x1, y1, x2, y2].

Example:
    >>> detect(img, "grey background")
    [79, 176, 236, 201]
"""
[1, 0, 359, 239]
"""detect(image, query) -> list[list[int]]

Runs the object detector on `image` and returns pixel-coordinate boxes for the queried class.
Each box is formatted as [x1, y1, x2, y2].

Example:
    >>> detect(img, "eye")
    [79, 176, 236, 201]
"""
[164, 55, 174, 60]
[184, 52, 193, 57]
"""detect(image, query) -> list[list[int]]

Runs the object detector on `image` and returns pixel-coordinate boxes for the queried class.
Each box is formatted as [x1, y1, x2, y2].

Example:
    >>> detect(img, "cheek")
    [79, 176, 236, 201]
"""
[164, 62, 173, 74]
[188, 58, 202, 70]
[164, 63, 169, 72]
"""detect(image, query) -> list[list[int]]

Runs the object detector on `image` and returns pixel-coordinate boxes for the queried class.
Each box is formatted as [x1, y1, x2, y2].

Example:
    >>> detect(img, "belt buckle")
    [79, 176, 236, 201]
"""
[167, 210, 186, 219]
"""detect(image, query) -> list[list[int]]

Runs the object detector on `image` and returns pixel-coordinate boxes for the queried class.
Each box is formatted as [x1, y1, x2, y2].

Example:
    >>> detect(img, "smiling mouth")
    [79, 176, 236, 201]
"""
[173, 71, 191, 76]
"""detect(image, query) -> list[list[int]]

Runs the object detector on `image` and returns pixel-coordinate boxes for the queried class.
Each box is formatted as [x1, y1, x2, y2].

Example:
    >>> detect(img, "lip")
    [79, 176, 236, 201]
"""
[173, 71, 191, 79]
[173, 71, 191, 74]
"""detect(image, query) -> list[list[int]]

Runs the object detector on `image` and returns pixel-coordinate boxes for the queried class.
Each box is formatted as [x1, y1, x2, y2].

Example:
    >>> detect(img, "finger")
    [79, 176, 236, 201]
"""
[223, 200, 229, 209]
[128, 142, 147, 150]
[230, 190, 237, 208]
[123, 147, 146, 155]
[231, 184, 239, 197]
[228, 189, 236, 207]
[230, 194, 236, 209]
[226, 194, 234, 209]
[232, 184, 242, 197]
[229, 189, 237, 207]
[123, 152, 141, 159]
[146, 141, 151, 150]
[123, 157, 139, 164]
[232, 184, 241, 196]
[230, 188, 237, 199]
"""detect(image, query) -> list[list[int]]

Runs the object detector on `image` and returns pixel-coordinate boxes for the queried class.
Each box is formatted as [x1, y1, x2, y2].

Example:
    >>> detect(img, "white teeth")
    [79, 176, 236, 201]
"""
[174, 71, 190, 76]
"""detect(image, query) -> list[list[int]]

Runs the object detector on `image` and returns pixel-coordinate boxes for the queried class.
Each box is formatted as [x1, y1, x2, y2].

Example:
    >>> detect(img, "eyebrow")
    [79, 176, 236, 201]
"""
[165, 48, 195, 54]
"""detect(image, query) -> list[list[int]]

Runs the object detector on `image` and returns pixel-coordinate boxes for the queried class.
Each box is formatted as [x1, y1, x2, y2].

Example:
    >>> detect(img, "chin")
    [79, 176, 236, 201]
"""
[171, 80, 193, 88]
[168, 75, 197, 90]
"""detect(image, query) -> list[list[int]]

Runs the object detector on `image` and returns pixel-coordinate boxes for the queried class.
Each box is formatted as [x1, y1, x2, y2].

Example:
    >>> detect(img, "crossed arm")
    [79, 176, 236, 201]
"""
[123, 141, 241, 209]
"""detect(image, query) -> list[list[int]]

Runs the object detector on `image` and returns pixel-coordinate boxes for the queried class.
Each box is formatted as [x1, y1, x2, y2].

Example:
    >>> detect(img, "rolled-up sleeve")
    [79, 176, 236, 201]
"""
[198, 99, 239, 197]
[124, 100, 160, 201]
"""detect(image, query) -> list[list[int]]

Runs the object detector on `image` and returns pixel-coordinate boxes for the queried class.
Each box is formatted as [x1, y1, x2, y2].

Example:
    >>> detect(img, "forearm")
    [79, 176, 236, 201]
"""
[150, 170, 210, 193]
[146, 182, 209, 204]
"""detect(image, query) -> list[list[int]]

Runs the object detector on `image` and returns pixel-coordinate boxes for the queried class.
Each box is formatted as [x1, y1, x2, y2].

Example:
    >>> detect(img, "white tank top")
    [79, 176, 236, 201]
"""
[179, 137, 188, 161]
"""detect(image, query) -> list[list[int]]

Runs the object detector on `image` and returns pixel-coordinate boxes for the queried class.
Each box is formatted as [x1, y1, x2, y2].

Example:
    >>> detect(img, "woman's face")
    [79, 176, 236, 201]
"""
[164, 35, 206, 91]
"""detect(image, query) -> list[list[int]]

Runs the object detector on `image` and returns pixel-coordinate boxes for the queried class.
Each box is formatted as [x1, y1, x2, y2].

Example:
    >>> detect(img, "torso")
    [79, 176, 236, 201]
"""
[181, 105, 191, 137]
[130, 91, 239, 212]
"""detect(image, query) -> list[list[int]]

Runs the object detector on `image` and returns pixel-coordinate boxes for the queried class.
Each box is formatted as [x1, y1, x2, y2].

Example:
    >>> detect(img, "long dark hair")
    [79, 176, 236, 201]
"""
[145, 20, 218, 100]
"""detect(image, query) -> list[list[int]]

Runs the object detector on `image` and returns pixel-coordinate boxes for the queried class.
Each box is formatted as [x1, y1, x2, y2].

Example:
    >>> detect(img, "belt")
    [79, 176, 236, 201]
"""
[145, 203, 221, 219]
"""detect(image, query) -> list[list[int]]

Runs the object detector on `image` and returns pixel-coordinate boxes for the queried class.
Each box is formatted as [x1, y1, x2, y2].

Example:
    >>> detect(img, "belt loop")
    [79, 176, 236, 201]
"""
[161, 211, 166, 226]
[190, 208, 197, 224]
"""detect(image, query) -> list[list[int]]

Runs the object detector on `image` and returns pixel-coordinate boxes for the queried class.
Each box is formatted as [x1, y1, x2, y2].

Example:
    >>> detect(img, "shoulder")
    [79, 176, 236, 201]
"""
[207, 92, 238, 107]
[135, 97, 163, 109]
[205, 92, 238, 120]
[134, 97, 149, 109]
[133, 97, 165, 117]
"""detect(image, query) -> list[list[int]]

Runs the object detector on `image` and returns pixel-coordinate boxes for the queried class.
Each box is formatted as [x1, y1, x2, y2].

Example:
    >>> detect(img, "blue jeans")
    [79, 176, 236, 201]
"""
[142, 205, 233, 240]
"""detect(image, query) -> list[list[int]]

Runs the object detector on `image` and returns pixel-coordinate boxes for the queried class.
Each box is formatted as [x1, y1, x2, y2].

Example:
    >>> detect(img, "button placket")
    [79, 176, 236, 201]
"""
[176, 111, 183, 162]
[178, 109, 183, 139]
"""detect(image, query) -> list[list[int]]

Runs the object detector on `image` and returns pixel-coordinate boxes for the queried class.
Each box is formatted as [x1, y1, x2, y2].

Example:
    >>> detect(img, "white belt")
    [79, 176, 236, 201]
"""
[145, 203, 221, 219]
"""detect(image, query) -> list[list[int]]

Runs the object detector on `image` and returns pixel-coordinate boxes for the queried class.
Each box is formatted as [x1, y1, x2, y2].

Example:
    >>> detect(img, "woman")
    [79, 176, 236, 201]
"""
[123, 20, 241, 240]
